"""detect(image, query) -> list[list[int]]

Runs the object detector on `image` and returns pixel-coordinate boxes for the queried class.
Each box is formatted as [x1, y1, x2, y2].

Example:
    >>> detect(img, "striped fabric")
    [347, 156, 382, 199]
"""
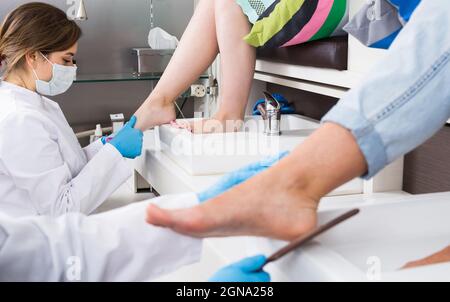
[243, 0, 348, 48]
[236, 0, 277, 24]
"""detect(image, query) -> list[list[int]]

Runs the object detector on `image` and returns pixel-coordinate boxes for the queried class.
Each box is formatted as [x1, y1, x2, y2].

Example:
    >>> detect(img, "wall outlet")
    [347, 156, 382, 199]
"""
[190, 84, 207, 98]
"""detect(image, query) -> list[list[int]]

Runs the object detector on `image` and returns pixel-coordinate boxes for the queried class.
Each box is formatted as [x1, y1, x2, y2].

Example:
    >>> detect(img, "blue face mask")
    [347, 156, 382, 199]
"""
[31, 52, 77, 96]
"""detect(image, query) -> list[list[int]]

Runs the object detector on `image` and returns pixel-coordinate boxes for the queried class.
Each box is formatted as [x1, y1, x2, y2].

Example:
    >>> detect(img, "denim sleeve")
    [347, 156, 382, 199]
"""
[322, 0, 450, 179]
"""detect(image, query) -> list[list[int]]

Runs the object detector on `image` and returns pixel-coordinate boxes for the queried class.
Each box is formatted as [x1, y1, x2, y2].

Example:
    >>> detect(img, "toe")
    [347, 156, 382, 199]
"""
[145, 204, 175, 228]
[146, 204, 214, 237]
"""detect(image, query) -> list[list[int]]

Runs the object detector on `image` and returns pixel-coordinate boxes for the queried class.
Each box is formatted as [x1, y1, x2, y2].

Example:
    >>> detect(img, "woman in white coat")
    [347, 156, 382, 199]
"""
[0, 193, 270, 282]
[0, 3, 143, 217]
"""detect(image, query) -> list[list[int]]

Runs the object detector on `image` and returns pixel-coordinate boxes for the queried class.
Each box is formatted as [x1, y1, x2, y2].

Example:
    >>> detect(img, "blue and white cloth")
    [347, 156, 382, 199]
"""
[344, 0, 421, 49]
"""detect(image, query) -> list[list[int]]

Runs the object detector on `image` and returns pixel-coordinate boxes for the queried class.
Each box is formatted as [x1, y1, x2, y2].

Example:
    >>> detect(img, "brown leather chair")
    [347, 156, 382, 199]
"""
[256, 36, 348, 71]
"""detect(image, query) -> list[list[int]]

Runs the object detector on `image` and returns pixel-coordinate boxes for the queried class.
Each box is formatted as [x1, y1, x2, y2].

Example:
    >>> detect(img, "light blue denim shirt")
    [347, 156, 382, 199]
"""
[322, 0, 450, 179]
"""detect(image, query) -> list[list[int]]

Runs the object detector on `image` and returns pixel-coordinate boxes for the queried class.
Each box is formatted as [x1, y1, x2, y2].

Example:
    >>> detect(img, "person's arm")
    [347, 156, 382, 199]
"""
[0, 193, 202, 282]
[83, 116, 143, 162]
[322, 0, 450, 179]
[0, 113, 131, 216]
[82, 139, 104, 161]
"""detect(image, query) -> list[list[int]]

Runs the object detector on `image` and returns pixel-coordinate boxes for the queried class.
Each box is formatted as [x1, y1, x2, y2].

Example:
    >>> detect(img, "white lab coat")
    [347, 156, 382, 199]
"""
[0, 81, 131, 217]
[0, 193, 203, 282]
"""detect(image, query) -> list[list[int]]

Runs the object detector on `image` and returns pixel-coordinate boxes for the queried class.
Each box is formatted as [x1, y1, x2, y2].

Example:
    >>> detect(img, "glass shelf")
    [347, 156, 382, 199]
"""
[74, 72, 209, 83]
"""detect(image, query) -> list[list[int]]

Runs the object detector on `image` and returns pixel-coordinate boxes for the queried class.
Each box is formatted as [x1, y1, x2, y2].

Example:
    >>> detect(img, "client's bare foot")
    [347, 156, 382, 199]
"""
[189, 113, 244, 134]
[134, 95, 176, 131]
[402, 245, 450, 269]
[146, 164, 318, 241]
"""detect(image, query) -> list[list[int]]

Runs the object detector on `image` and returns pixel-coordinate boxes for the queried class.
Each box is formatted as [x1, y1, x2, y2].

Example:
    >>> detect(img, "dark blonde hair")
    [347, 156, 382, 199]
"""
[0, 2, 82, 76]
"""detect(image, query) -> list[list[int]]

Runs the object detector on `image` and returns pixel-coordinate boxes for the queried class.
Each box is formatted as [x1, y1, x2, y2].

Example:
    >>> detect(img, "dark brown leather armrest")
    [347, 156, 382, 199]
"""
[256, 36, 348, 71]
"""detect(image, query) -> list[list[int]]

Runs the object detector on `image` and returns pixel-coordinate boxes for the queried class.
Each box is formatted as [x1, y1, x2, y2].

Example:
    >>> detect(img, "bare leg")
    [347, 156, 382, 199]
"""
[135, 0, 255, 132]
[146, 123, 367, 241]
[135, 0, 219, 130]
[192, 0, 255, 133]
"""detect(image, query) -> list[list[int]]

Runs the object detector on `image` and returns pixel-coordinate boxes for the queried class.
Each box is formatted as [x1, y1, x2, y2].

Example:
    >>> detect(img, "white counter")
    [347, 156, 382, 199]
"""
[135, 130, 439, 281]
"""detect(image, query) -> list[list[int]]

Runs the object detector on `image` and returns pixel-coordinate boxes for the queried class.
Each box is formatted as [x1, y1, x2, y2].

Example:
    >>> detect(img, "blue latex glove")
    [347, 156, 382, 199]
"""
[101, 134, 116, 145]
[197, 151, 289, 203]
[108, 116, 143, 159]
[209, 255, 270, 282]
[101, 136, 110, 145]
[253, 93, 295, 115]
